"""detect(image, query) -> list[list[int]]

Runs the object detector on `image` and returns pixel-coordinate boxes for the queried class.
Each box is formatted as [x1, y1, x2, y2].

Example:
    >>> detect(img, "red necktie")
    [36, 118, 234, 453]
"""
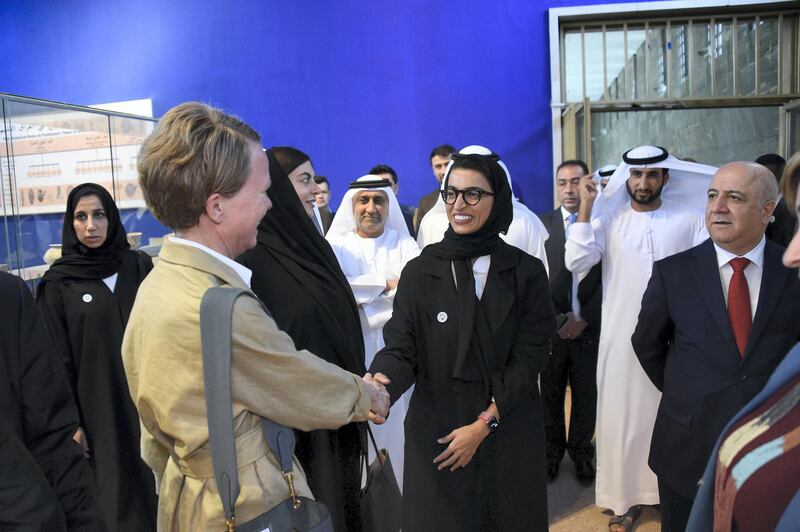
[727, 257, 751, 357]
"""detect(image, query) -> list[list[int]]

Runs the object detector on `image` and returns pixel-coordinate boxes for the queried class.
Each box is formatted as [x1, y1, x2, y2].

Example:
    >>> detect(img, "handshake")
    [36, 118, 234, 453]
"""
[362, 372, 391, 424]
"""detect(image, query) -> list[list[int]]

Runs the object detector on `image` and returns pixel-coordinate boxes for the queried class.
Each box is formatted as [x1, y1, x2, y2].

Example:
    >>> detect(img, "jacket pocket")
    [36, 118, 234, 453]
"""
[662, 400, 693, 430]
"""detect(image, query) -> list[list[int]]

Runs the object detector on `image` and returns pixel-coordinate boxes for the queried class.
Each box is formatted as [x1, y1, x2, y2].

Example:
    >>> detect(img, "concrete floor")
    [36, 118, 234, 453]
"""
[547, 459, 661, 531]
[547, 387, 662, 531]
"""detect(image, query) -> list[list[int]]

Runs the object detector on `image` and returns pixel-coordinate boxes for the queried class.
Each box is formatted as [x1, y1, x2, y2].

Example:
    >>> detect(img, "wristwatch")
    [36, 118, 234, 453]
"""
[478, 411, 499, 433]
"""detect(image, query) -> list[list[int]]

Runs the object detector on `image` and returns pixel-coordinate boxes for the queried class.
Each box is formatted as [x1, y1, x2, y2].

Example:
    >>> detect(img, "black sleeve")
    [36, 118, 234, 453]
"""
[138, 249, 154, 275]
[36, 282, 80, 406]
[631, 261, 674, 392]
[368, 266, 418, 404]
[0, 431, 68, 531]
[491, 257, 555, 416]
[15, 278, 106, 531]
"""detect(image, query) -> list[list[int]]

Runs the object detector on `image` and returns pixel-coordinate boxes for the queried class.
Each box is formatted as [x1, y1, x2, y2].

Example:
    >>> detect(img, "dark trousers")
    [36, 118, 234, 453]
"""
[541, 334, 598, 464]
[658, 479, 694, 532]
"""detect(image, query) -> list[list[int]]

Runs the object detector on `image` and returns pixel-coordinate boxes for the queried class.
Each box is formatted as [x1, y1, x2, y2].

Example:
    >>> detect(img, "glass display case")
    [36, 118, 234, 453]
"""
[0, 93, 167, 285]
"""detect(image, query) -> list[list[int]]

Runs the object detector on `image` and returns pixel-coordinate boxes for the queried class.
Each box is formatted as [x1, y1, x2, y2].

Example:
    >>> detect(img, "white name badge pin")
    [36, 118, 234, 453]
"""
[437, 311, 448, 323]
[82, 294, 93, 303]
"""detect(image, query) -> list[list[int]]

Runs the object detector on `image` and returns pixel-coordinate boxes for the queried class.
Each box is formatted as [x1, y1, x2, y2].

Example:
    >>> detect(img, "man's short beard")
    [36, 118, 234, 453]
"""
[626, 182, 665, 205]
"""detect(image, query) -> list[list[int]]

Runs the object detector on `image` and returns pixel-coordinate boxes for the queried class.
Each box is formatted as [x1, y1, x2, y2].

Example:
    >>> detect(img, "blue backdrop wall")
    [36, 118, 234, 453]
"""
[1, 0, 639, 216]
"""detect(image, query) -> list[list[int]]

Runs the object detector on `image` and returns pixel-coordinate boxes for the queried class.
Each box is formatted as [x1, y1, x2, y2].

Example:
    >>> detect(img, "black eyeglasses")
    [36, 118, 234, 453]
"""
[441, 186, 495, 206]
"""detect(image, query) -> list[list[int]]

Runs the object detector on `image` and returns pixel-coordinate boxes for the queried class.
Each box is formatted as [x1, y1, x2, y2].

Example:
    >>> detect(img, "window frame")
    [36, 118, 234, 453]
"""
[549, 0, 800, 179]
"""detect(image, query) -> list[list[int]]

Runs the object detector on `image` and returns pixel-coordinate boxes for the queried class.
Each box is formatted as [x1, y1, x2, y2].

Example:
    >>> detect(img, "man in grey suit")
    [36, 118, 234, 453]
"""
[538, 159, 602, 485]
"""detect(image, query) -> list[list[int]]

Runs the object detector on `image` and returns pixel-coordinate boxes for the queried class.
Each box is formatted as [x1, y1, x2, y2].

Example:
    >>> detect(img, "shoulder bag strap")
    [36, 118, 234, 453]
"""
[200, 286, 298, 524]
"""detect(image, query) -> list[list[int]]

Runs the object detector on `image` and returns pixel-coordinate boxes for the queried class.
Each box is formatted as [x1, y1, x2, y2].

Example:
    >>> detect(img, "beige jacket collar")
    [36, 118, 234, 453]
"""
[158, 238, 251, 290]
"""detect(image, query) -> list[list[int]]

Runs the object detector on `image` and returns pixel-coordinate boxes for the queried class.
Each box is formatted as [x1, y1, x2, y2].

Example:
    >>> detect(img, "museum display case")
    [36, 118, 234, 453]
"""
[0, 93, 166, 284]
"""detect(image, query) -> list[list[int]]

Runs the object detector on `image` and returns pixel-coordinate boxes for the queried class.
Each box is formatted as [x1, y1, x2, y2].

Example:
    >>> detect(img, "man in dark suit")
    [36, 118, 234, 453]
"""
[539, 159, 602, 485]
[632, 161, 800, 532]
[369, 163, 417, 237]
[413, 144, 456, 233]
[756, 153, 796, 247]
[313, 175, 334, 234]
[0, 272, 104, 530]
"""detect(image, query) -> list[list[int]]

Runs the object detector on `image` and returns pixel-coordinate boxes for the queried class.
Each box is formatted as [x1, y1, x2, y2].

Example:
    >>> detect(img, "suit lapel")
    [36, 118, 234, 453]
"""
[421, 246, 515, 333]
[546, 209, 566, 275]
[690, 240, 740, 359]
[743, 241, 788, 359]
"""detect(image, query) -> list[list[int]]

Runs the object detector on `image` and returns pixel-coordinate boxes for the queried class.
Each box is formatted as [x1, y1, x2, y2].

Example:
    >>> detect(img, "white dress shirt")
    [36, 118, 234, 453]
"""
[449, 255, 491, 299]
[713, 236, 765, 320]
[169, 235, 253, 287]
[473, 255, 491, 299]
[100, 273, 118, 292]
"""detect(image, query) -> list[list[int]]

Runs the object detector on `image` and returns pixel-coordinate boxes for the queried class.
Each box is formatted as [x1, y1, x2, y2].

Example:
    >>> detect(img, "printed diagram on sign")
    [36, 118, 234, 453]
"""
[1, 119, 152, 214]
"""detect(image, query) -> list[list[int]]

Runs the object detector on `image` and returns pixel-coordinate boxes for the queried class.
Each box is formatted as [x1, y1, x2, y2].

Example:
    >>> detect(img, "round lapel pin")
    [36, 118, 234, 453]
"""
[82, 293, 93, 303]
[437, 311, 448, 323]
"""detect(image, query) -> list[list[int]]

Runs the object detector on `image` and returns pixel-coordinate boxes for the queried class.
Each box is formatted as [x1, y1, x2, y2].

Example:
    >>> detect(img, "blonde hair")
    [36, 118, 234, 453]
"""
[137, 102, 261, 229]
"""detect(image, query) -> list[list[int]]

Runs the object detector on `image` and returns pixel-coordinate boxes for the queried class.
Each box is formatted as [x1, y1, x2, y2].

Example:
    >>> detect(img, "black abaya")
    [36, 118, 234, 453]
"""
[0, 272, 106, 531]
[37, 184, 156, 531]
[370, 152, 555, 531]
[238, 150, 366, 532]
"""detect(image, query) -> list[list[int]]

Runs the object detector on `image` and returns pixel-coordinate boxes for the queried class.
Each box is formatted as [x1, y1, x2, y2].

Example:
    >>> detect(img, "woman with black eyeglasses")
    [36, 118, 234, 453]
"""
[369, 151, 556, 531]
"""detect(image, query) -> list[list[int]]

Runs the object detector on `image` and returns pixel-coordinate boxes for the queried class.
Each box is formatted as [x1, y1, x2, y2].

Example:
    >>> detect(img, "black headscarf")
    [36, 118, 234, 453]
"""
[423, 152, 514, 386]
[40, 183, 149, 324]
[242, 149, 366, 375]
[42, 183, 130, 283]
[426, 153, 513, 260]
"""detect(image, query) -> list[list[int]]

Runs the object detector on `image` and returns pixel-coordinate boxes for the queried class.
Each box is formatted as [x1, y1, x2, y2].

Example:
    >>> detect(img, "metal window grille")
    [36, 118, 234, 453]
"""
[679, 26, 688, 82]
[561, 9, 799, 103]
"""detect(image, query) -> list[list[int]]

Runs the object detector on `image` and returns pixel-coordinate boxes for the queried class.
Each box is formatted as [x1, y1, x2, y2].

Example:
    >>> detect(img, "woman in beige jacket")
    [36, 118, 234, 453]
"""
[122, 102, 389, 531]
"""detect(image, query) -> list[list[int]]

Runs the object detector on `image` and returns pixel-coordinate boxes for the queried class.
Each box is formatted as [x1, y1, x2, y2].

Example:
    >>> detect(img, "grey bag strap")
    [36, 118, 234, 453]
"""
[200, 286, 297, 522]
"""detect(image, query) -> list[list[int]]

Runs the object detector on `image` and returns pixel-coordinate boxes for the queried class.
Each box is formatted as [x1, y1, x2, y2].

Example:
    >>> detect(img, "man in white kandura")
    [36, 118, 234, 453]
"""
[594, 164, 617, 191]
[564, 145, 715, 532]
[416, 145, 550, 275]
[326, 175, 421, 489]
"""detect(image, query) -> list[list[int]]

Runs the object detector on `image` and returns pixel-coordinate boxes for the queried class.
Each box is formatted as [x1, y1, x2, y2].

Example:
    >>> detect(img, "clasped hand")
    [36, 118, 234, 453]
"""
[362, 372, 391, 424]
[558, 312, 588, 340]
[73, 427, 90, 458]
[383, 279, 399, 294]
[433, 421, 489, 472]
